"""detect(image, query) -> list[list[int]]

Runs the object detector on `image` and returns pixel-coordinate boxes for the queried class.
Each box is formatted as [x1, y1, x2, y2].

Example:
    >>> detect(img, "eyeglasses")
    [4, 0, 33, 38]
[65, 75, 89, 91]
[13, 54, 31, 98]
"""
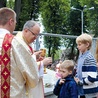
[28, 29, 39, 37]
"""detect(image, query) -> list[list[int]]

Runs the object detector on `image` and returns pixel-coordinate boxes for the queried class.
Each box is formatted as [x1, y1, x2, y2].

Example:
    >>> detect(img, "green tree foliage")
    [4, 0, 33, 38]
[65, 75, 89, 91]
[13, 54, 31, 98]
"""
[32, 0, 39, 21]
[69, 0, 88, 35]
[15, 0, 40, 31]
[78, 0, 98, 37]
[6, 0, 40, 31]
[0, 0, 7, 8]
[14, 0, 21, 22]
[7, 0, 15, 9]
[39, 0, 70, 61]
[15, 0, 32, 30]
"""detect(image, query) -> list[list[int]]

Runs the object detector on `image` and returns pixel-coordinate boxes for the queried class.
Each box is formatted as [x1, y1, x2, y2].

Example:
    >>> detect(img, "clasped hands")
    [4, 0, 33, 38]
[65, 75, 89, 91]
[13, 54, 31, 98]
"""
[34, 50, 52, 66]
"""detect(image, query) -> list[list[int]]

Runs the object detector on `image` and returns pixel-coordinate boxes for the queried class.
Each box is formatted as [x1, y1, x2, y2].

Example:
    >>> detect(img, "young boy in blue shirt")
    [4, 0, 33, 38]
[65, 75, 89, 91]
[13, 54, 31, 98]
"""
[74, 33, 98, 98]
[53, 60, 78, 98]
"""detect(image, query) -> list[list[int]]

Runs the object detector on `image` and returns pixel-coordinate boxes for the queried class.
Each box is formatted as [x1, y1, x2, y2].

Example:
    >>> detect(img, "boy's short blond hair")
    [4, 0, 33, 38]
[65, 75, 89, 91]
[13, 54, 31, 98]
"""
[76, 33, 92, 50]
[60, 60, 74, 71]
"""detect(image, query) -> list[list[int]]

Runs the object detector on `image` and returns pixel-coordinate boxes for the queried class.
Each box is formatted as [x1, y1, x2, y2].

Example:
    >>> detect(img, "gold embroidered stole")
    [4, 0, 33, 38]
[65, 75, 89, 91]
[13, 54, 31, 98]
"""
[0, 34, 14, 98]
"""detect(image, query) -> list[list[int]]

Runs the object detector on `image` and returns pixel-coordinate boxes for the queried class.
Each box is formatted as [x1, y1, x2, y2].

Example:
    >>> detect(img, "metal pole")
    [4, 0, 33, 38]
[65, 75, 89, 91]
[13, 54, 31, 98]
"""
[71, 6, 94, 34]
[81, 10, 83, 34]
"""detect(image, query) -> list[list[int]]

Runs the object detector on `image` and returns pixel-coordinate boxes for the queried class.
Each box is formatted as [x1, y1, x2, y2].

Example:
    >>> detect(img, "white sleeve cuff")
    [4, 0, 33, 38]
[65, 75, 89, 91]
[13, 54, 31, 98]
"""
[32, 54, 36, 61]
[38, 61, 44, 78]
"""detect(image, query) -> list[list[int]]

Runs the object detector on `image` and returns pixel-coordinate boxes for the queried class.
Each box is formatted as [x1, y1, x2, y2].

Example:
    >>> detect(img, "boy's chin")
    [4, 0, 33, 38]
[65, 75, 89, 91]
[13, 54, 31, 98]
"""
[62, 76, 65, 79]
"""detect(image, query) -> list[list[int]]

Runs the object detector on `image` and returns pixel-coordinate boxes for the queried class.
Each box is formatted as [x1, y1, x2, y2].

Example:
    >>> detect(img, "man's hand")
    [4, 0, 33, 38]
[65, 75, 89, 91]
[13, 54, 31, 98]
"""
[34, 50, 44, 61]
[42, 57, 52, 66]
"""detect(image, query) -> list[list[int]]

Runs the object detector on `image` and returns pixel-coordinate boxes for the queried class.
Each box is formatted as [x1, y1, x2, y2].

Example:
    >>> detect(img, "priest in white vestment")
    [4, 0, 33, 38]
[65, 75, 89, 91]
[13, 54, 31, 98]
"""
[16, 20, 52, 98]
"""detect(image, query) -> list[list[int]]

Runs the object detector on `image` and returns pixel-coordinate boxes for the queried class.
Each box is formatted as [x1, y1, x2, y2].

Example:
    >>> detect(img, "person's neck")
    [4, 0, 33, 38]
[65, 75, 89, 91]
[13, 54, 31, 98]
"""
[0, 25, 11, 33]
[81, 50, 88, 54]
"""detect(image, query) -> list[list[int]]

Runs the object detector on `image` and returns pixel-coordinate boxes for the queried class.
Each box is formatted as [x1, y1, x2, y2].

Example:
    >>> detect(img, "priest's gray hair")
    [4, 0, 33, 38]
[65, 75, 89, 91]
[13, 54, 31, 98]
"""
[23, 20, 37, 30]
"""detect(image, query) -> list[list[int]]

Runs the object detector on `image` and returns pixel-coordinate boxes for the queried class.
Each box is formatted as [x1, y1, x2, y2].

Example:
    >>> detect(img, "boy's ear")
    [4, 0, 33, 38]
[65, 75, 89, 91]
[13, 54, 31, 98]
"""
[86, 42, 90, 48]
[69, 71, 72, 75]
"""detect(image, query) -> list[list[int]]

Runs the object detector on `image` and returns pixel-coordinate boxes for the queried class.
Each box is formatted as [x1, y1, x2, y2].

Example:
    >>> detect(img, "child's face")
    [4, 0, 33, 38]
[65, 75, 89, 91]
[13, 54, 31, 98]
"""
[59, 68, 72, 78]
[77, 42, 89, 53]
